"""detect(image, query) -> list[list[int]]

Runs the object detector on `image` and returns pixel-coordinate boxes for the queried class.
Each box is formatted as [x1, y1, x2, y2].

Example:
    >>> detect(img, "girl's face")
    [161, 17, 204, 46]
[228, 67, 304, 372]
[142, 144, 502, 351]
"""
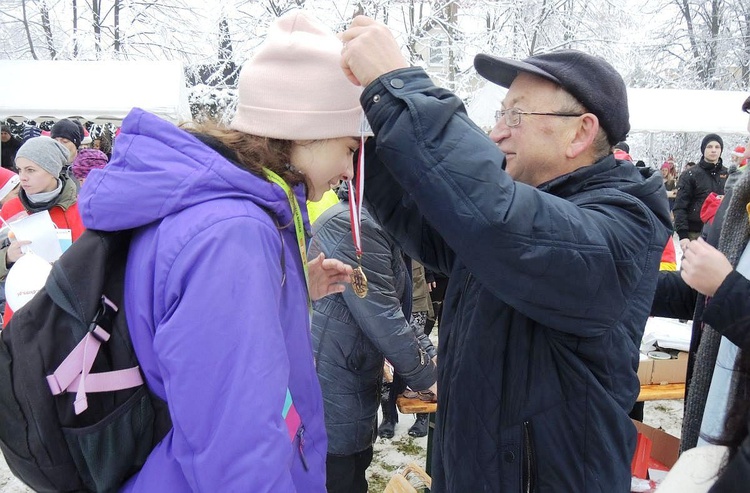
[16, 157, 58, 195]
[290, 137, 359, 201]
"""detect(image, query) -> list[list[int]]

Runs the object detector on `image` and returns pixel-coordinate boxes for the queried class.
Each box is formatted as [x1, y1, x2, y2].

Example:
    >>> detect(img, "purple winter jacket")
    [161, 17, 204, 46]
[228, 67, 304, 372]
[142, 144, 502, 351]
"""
[77, 108, 327, 492]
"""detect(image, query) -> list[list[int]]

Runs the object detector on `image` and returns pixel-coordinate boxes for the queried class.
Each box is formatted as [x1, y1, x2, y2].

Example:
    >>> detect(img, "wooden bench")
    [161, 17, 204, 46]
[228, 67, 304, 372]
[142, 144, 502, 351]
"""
[396, 382, 685, 414]
[637, 383, 685, 401]
[397, 395, 436, 414]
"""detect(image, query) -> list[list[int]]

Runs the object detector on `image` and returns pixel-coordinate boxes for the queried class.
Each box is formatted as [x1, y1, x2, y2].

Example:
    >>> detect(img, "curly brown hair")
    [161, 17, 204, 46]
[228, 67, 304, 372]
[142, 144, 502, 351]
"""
[186, 121, 307, 191]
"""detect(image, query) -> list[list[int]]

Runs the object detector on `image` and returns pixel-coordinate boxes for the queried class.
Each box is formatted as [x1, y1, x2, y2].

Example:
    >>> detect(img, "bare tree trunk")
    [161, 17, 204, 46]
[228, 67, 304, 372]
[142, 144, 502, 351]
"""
[114, 0, 121, 54]
[21, 0, 38, 59]
[704, 0, 721, 88]
[73, 0, 78, 58]
[404, 0, 420, 61]
[529, 0, 551, 55]
[677, 0, 710, 86]
[93, 0, 101, 58]
[444, 1, 458, 89]
[40, 1, 56, 59]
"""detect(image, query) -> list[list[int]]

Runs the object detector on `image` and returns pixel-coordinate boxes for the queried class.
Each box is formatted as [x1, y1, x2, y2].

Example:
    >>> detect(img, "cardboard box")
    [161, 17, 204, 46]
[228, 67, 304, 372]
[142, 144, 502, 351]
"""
[637, 351, 689, 385]
[632, 420, 680, 482]
[637, 357, 654, 385]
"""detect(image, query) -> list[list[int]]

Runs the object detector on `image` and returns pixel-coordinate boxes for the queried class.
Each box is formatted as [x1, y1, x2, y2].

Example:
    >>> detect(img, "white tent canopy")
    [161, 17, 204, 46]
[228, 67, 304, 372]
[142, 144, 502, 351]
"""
[627, 88, 747, 134]
[468, 83, 749, 135]
[0, 60, 191, 123]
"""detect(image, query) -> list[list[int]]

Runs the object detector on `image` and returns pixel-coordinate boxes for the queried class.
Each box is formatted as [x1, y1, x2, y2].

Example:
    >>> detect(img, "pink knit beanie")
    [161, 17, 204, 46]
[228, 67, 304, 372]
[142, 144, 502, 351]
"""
[230, 11, 365, 140]
[71, 148, 108, 180]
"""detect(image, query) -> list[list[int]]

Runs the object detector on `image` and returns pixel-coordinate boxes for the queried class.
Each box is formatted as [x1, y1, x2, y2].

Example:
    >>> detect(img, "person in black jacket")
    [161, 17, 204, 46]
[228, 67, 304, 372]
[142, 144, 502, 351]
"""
[673, 133, 728, 250]
[1, 125, 21, 171]
[340, 17, 672, 493]
[310, 186, 437, 493]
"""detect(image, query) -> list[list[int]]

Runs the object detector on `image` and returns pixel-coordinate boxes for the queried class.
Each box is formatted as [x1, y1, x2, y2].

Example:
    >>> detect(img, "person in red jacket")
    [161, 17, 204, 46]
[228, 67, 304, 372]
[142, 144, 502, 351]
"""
[0, 136, 84, 325]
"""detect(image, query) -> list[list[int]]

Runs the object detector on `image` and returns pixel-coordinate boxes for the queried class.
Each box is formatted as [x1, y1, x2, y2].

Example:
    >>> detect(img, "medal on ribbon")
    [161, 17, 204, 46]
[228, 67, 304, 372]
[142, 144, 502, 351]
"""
[348, 119, 369, 298]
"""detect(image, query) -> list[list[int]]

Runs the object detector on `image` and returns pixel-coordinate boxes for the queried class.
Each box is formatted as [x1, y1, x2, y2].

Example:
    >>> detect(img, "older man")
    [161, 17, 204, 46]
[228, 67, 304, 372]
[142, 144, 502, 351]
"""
[341, 17, 671, 492]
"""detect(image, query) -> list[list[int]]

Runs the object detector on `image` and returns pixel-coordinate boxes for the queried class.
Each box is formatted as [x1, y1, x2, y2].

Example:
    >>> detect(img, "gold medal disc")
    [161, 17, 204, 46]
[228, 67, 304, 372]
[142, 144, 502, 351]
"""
[351, 267, 368, 298]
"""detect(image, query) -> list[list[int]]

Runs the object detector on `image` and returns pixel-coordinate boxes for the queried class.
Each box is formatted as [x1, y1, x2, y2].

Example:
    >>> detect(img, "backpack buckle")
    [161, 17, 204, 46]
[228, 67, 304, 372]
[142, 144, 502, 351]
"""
[88, 296, 119, 342]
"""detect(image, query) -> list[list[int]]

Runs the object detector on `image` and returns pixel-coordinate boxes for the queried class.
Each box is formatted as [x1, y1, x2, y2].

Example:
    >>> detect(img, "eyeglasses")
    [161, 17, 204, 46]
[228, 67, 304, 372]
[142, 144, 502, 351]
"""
[495, 108, 584, 127]
[742, 95, 750, 114]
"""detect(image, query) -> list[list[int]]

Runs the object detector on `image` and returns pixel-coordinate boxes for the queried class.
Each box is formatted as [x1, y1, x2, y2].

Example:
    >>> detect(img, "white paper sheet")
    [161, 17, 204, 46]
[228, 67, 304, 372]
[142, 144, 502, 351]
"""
[9, 210, 63, 263]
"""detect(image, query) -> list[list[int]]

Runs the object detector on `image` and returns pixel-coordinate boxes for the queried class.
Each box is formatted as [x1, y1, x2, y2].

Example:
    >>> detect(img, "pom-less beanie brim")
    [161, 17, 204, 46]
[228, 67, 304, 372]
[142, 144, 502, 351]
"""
[232, 106, 366, 140]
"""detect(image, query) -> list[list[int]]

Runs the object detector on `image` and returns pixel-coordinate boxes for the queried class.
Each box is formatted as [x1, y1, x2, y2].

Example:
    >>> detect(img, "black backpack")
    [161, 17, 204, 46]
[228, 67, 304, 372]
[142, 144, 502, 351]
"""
[0, 229, 172, 492]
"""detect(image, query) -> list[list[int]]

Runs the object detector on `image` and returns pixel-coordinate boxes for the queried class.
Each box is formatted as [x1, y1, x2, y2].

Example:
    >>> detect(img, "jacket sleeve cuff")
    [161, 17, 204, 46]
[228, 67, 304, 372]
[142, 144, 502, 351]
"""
[360, 67, 434, 134]
[0, 246, 10, 281]
[703, 270, 750, 349]
[402, 361, 437, 392]
[677, 230, 689, 240]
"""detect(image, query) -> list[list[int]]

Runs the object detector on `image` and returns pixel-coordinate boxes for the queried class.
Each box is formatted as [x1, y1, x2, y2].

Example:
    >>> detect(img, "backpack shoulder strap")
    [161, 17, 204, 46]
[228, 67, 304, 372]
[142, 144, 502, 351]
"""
[44, 229, 143, 415]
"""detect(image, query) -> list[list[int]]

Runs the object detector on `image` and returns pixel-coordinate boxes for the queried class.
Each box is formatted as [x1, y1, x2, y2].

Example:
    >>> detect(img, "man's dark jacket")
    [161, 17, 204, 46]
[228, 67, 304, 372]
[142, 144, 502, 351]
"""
[310, 197, 437, 456]
[673, 158, 728, 239]
[360, 67, 672, 492]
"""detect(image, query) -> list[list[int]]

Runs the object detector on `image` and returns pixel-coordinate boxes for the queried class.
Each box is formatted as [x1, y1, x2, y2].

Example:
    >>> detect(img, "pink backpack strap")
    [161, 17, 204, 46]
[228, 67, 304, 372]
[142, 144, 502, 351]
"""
[46, 296, 144, 415]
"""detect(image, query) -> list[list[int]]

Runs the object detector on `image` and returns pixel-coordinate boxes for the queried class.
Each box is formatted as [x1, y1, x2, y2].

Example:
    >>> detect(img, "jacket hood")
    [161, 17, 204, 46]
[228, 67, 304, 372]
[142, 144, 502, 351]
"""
[78, 108, 305, 231]
[540, 154, 673, 233]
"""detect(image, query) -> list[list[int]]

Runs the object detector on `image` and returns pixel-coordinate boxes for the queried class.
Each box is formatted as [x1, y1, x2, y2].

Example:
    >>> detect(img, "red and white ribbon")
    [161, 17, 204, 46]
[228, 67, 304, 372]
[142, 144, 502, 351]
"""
[348, 135, 366, 257]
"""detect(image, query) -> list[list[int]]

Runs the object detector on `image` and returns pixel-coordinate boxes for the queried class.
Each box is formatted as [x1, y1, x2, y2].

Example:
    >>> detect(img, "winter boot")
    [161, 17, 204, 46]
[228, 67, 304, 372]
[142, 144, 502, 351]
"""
[408, 413, 429, 438]
[378, 416, 396, 439]
[378, 381, 398, 439]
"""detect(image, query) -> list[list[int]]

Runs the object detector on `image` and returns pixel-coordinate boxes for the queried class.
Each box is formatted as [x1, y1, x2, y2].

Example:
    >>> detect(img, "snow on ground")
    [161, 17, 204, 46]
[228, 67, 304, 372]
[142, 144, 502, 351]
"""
[0, 400, 684, 492]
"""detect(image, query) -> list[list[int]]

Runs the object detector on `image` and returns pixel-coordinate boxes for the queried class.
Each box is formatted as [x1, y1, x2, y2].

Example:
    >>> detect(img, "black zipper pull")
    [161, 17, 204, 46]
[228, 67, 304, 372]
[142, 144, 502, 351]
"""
[296, 425, 309, 471]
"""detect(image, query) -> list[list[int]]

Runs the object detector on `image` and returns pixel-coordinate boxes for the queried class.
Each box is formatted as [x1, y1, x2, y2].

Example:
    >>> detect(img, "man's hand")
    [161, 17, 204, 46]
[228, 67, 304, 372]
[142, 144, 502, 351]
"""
[680, 238, 733, 296]
[308, 252, 353, 301]
[340, 16, 409, 87]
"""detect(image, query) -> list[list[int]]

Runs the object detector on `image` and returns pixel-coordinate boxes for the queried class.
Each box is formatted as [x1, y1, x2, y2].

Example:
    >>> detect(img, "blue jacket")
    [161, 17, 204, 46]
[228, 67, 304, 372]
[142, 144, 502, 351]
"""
[78, 109, 327, 492]
[361, 68, 672, 492]
[310, 197, 437, 456]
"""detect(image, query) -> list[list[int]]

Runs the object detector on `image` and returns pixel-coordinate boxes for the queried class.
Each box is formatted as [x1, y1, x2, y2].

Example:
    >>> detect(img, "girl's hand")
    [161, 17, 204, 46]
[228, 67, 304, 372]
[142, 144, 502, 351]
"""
[308, 252, 353, 301]
[680, 238, 733, 296]
[6, 239, 31, 265]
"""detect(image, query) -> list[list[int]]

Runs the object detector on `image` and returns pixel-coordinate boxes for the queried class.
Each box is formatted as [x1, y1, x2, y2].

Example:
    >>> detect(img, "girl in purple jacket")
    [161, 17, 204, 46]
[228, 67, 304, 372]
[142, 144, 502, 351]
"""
[78, 11, 364, 492]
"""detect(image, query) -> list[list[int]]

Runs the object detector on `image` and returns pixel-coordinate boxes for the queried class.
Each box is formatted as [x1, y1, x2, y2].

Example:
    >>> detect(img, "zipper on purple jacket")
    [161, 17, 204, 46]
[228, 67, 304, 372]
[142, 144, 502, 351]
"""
[283, 388, 309, 471]
[296, 425, 309, 471]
